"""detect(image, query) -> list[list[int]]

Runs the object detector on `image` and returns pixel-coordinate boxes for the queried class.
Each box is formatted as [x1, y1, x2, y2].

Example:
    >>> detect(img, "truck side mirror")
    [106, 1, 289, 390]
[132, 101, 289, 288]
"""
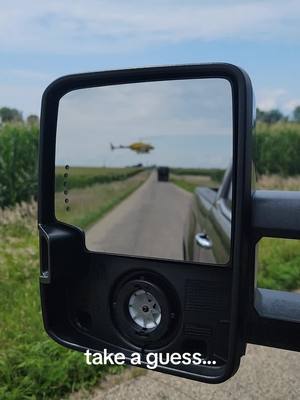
[38, 63, 260, 383]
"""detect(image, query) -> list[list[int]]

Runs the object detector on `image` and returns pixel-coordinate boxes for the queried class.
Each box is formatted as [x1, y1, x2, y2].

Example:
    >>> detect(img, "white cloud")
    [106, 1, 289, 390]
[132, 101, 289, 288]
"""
[257, 88, 300, 114]
[257, 89, 287, 111]
[1, 1, 299, 116]
[284, 99, 300, 114]
[0, 1, 299, 54]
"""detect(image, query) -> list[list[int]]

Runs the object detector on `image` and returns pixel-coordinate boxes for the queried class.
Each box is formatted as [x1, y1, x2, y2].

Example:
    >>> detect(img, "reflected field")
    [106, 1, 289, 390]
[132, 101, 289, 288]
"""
[55, 167, 149, 229]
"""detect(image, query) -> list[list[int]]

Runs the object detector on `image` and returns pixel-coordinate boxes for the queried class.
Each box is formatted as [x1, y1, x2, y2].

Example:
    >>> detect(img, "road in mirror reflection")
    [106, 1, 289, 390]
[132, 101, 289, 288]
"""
[85, 170, 192, 259]
[55, 78, 232, 263]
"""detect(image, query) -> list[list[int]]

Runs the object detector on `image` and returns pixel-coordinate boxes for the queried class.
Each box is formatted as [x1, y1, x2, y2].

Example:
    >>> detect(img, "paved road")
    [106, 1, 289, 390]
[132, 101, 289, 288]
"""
[92, 344, 300, 400]
[84, 172, 300, 399]
[86, 171, 192, 260]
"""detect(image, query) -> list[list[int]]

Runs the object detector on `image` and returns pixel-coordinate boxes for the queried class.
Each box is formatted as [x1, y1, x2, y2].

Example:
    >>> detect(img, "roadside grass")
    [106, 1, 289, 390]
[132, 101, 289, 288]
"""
[170, 174, 218, 193]
[171, 178, 197, 193]
[170, 167, 225, 183]
[257, 174, 300, 190]
[257, 238, 300, 291]
[56, 171, 149, 229]
[0, 203, 123, 400]
[256, 175, 300, 291]
[0, 173, 150, 399]
[55, 166, 140, 176]
[55, 166, 143, 192]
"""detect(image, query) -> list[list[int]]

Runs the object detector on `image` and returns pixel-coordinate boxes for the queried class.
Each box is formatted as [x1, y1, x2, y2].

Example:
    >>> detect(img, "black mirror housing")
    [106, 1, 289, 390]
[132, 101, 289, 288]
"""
[38, 64, 254, 383]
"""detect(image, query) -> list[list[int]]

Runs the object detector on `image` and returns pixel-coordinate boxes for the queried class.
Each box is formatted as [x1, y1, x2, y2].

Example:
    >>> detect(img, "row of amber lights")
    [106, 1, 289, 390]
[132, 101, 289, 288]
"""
[63, 165, 70, 211]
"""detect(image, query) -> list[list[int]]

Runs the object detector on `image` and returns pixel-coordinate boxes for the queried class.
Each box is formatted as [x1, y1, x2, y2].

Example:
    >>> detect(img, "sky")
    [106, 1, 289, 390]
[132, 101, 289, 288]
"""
[0, 0, 300, 118]
[56, 79, 232, 168]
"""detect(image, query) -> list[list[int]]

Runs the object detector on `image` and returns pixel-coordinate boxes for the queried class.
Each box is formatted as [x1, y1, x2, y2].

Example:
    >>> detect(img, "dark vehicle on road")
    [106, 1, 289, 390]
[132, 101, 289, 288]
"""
[157, 166, 169, 182]
[183, 167, 232, 264]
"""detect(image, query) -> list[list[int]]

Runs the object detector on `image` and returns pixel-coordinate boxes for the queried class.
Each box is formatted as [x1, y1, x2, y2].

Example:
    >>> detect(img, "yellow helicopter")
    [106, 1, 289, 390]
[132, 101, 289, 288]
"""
[110, 141, 154, 154]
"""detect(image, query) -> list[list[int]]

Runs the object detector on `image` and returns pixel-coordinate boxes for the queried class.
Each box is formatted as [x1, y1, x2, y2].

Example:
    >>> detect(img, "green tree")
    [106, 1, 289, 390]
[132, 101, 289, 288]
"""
[27, 114, 39, 125]
[0, 107, 23, 123]
[293, 106, 300, 122]
[256, 108, 266, 122]
[256, 108, 286, 124]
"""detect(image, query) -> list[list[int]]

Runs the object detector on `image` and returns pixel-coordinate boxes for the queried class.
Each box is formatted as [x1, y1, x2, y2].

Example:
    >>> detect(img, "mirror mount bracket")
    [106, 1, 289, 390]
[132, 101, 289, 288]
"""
[244, 190, 300, 352]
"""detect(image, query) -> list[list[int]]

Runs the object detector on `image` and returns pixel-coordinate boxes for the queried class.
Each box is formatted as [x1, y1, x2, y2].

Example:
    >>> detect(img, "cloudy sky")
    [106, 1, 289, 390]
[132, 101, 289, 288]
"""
[56, 79, 232, 168]
[0, 0, 300, 117]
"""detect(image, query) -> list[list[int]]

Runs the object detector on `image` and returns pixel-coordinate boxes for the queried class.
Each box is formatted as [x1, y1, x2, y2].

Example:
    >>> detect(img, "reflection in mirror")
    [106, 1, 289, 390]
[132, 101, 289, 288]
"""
[55, 79, 233, 264]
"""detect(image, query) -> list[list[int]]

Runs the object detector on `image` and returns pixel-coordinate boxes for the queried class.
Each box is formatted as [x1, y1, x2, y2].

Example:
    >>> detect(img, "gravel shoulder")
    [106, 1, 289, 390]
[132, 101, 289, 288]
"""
[90, 345, 300, 400]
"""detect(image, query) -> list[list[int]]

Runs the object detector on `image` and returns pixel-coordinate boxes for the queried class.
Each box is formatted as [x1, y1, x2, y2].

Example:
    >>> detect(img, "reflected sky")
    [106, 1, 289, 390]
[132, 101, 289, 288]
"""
[56, 78, 232, 168]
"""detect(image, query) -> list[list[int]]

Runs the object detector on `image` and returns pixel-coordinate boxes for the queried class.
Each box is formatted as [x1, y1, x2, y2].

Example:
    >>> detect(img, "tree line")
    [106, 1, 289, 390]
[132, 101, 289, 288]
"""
[256, 105, 300, 124]
[0, 106, 39, 125]
[254, 122, 300, 176]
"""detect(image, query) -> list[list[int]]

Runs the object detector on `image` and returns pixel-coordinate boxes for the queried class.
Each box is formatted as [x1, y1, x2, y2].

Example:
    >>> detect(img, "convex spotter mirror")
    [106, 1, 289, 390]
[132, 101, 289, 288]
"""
[38, 64, 253, 383]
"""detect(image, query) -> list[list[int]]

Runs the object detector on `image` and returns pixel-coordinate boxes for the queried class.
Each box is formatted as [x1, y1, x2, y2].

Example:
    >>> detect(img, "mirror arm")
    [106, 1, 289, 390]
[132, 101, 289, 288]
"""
[246, 289, 300, 352]
[251, 190, 300, 240]
[244, 190, 300, 352]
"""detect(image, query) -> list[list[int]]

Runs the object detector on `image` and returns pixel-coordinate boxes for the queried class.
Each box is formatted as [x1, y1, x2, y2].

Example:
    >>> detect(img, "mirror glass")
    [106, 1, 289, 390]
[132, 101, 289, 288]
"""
[55, 78, 233, 264]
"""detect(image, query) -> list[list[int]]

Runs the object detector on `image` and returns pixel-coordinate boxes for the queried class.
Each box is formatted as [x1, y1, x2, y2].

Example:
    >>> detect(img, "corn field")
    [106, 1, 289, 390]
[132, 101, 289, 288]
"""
[2, 121, 300, 208]
[254, 122, 300, 176]
[0, 123, 38, 208]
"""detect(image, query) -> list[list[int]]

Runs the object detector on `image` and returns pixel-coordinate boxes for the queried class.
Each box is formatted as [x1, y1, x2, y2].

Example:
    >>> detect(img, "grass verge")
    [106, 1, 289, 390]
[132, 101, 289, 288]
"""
[0, 205, 123, 400]
[0, 174, 150, 399]
[171, 178, 197, 193]
[257, 238, 300, 291]
[56, 171, 149, 229]
[256, 176, 300, 290]
[55, 166, 144, 192]
[170, 175, 218, 193]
